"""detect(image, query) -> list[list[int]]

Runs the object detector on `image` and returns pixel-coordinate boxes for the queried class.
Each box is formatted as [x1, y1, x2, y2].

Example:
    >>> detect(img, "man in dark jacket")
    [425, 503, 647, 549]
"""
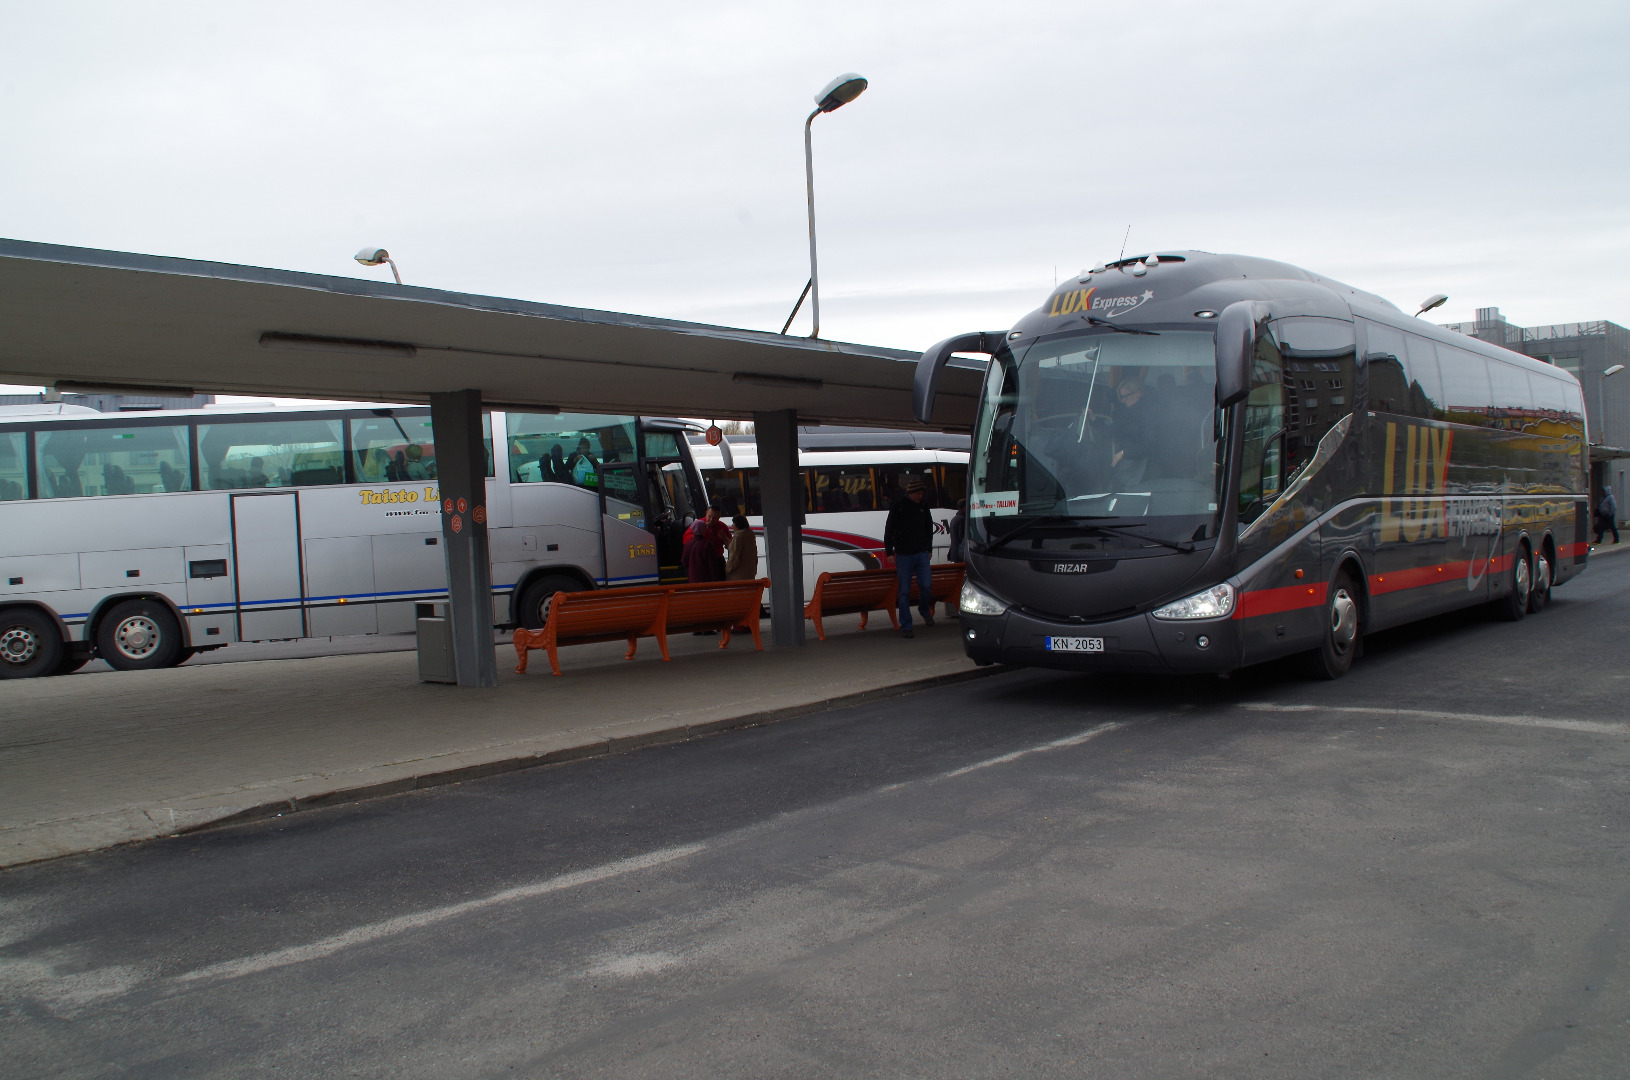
[884, 476, 936, 638]
[1596, 489, 1620, 544]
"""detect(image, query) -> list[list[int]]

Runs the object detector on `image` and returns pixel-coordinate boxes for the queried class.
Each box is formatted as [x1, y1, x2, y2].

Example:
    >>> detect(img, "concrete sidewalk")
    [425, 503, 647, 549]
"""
[0, 614, 995, 868]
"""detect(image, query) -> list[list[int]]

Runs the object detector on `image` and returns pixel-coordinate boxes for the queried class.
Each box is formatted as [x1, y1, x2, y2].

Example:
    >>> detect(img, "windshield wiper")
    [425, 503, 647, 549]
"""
[1076, 521, 1195, 553]
[981, 515, 1072, 552]
[1083, 315, 1159, 336]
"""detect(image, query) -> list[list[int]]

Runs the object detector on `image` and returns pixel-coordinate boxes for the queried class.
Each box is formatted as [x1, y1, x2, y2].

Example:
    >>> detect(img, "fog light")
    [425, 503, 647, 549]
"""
[1196, 635, 1210, 649]
[966, 629, 976, 640]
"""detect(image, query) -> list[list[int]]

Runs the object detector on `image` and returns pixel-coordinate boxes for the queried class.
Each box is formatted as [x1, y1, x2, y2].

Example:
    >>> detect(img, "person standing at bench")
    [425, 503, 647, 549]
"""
[884, 476, 935, 638]
[725, 514, 758, 580]
[684, 504, 731, 583]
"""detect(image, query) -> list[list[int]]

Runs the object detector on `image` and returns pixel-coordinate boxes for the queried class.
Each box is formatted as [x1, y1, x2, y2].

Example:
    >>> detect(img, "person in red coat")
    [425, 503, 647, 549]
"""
[683, 504, 731, 582]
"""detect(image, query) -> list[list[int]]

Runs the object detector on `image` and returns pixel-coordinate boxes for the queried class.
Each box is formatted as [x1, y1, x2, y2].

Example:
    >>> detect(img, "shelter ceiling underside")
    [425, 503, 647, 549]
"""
[0, 244, 982, 429]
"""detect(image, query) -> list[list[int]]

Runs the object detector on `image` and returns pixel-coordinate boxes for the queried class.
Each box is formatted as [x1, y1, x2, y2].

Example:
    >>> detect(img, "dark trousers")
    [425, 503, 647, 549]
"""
[1596, 516, 1621, 544]
[895, 550, 933, 630]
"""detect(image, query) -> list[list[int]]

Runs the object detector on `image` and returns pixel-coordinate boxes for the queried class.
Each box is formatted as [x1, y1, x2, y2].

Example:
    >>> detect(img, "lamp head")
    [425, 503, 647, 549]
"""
[354, 247, 391, 267]
[1415, 293, 1449, 317]
[1605, 364, 1626, 378]
[814, 73, 868, 113]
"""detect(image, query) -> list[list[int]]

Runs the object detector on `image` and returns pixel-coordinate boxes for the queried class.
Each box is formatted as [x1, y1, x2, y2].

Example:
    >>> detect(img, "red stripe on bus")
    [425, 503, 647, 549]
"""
[1233, 583, 1327, 620]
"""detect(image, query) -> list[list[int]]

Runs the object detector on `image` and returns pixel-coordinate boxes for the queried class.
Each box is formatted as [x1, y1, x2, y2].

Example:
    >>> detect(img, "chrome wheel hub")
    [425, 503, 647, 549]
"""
[0, 625, 39, 665]
[1535, 555, 1551, 593]
[1329, 588, 1358, 655]
[114, 615, 161, 660]
[1514, 556, 1531, 604]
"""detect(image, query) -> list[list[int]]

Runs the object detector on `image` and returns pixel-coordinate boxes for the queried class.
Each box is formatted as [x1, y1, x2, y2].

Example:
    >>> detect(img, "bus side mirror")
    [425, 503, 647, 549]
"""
[913, 331, 1006, 424]
[1215, 301, 1261, 409]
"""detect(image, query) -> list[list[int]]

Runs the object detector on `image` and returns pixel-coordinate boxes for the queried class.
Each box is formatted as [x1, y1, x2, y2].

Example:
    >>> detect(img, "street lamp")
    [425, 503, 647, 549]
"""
[786, 72, 867, 339]
[1597, 363, 1625, 444]
[354, 246, 402, 284]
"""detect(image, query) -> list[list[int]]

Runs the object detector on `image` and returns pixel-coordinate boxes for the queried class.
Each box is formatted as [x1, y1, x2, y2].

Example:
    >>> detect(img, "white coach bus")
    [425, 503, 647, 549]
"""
[0, 403, 707, 677]
[689, 428, 969, 592]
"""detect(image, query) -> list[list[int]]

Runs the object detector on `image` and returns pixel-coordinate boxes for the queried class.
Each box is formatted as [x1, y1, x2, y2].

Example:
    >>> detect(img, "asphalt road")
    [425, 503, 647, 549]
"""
[4, 556, 1628, 1079]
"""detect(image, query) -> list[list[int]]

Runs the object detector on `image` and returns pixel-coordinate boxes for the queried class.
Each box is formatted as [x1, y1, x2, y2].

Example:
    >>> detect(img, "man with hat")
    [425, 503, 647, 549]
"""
[884, 475, 937, 638]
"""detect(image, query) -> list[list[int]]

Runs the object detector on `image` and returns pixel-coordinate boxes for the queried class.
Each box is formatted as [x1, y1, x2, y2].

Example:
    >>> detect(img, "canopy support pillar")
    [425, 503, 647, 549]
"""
[753, 409, 806, 647]
[430, 389, 498, 687]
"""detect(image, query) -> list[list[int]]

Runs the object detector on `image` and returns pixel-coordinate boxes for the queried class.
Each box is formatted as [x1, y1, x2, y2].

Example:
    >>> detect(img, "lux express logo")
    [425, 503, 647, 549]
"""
[1047, 286, 1155, 319]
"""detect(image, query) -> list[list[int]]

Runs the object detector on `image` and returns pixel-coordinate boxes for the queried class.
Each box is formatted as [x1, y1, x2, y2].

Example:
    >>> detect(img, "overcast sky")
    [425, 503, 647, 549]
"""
[3, 0, 1627, 397]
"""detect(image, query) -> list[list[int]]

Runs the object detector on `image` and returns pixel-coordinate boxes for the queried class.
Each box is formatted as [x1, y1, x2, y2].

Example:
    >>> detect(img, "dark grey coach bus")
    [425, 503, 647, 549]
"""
[913, 251, 1589, 678]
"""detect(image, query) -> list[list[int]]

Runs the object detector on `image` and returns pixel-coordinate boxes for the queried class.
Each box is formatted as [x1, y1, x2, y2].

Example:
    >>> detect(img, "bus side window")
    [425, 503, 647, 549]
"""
[1402, 335, 1445, 419]
[1488, 361, 1534, 430]
[351, 414, 435, 483]
[0, 431, 25, 500]
[36, 423, 191, 499]
[939, 463, 968, 506]
[1435, 344, 1494, 427]
[1363, 321, 1413, 416]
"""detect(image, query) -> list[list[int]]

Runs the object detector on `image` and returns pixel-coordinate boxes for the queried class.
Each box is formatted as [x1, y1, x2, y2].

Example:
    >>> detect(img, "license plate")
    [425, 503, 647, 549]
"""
[1046, 636, 1104, 653]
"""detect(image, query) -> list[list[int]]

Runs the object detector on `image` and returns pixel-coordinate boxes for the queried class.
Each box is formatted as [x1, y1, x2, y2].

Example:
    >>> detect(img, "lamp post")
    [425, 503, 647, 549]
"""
[1597, 364, 1625, 445]
[354, 247, 402, 284]
[797, 73, 867, 339]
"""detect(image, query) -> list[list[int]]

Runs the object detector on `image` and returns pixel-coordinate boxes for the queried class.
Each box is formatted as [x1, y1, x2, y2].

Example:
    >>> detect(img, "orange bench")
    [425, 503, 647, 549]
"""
[802, 569, 898, 641]
[512, 579, 768, 675]
[665, 579, 768, 652]
[802, 564, 967, 640]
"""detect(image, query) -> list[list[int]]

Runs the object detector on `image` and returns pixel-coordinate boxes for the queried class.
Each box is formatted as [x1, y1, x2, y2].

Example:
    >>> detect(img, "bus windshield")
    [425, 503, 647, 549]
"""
[970, 328, 1221, 549]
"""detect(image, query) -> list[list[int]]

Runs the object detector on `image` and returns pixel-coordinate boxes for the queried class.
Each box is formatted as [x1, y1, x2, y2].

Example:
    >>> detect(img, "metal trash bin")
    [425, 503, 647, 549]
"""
[416, 603, 455, 683]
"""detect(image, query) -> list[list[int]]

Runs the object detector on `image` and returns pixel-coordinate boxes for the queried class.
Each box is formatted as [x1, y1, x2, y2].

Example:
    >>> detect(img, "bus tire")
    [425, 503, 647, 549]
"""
[1492, 545, 1531, 623]
[1528, 544, 1553, 614]
[1304, 571, 1361, 680]
[96, 600, 184, 671]
[0, 607, 65, 680]
[515, 575, 583, 631]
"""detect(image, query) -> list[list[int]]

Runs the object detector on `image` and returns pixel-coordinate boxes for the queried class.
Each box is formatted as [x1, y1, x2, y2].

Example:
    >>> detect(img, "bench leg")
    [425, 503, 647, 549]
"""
[858, 611, 868, 631]
[512, 629, 539, 674]
[625, 634, 639, 661]
[719, 626, 732, 648]
[546, 640, 562, 677]
[655, 627, 671, 662]
[748, 619, 763, 650]
[812, 611, 826, 641]
[883, 604, 899, 630]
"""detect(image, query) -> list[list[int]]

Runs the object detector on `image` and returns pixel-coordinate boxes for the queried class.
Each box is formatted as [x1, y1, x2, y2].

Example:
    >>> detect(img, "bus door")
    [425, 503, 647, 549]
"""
[596, 463, 659, 587]
[230, 492, 306, 639]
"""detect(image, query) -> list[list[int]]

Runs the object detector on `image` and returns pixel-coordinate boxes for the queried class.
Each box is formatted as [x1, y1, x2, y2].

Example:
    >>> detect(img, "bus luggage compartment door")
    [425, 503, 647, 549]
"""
[231, 493, 305, 640]
[598, 463, 659, 587]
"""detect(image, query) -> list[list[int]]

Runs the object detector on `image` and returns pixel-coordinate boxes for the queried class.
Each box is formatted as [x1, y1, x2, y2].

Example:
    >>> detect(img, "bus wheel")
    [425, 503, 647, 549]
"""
[1492, 546, 1531, 623]
[515, 575, 581, 631]
[97, 600, 184, 671]
[1528, 547, 1553, 613]
[1305, 572, 1361, 680]
[0, 608, 65, 680]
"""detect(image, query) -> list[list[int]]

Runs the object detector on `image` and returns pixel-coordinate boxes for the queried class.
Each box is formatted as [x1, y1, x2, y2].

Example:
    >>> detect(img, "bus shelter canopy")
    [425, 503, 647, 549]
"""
[0, 239, 984, 429]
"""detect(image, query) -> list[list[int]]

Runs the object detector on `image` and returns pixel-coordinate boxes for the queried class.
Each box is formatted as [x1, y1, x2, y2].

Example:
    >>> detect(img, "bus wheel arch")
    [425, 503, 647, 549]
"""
[1492, 536, 1533, 622]
[93, 596, 187, 671]
[0, 603, 68, 680]
[512, 569, 594, 631]
[1304, 561, 1366, 680]
[1529, 533, 1555, 613]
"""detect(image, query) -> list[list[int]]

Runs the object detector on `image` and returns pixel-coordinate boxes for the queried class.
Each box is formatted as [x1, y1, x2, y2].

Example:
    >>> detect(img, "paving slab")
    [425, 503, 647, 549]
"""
[0, 614, 993, 868]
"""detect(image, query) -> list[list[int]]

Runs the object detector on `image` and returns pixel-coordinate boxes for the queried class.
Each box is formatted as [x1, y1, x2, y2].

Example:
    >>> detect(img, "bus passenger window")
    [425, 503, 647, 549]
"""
[810, 466, 874, 512]
[0, 432, 25, 500]
[506, 412, 636, 489]
[351, 414, 435, 483]
[1402, 335, 1444, 419]
[36, 424, 191, 499]
[1435, 345, 1494, 427]
[1237, 332, 1285, 524]
[1488, 362, 1534, 430]
[198, 419, 343, 489]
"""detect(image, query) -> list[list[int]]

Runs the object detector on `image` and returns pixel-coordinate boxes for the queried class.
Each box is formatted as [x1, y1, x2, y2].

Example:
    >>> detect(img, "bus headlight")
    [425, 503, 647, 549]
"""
[960, 579, 1008, 616]
[1151, 582, 1236, 620]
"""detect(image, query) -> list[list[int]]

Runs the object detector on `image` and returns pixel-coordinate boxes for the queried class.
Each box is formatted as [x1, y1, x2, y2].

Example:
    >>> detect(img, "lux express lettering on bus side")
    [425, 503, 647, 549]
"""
[1046, 287, 1154, 318]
